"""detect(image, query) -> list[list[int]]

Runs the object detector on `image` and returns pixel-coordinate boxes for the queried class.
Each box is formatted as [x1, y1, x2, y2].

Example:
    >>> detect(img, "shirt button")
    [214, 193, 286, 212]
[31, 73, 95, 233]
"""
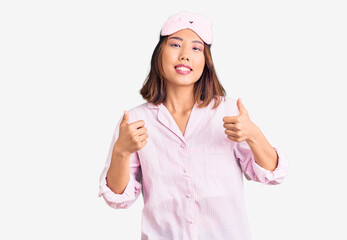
[189, 220, 194, 224]
[183, 169, 187, 173]
[180, 143, 185, 148]
[186, 193, 190, 198]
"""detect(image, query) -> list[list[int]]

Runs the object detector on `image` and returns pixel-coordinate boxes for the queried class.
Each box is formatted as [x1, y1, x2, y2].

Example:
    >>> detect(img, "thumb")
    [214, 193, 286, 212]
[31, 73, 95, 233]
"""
[120, 110, 129, 126]
[237, 98, 247, 115]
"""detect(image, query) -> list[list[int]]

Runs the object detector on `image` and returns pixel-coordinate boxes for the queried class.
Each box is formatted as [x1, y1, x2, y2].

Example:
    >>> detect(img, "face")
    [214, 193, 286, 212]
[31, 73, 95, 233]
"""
[161, 29, 205, 87]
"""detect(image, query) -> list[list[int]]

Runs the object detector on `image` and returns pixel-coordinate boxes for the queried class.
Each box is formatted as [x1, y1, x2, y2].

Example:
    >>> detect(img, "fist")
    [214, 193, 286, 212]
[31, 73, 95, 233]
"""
[114, 110, 148, 155]
[222, 98, 259, 142]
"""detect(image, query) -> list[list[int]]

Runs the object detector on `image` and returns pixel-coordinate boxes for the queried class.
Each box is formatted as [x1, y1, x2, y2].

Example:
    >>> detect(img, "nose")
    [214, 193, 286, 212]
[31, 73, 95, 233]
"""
[179, 47, 190, 61]
[180, 56, 189, 61]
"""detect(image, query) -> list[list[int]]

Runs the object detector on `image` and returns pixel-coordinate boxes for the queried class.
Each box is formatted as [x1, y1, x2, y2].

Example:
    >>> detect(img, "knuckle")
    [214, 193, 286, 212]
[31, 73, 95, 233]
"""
[131, 135, 137, 141]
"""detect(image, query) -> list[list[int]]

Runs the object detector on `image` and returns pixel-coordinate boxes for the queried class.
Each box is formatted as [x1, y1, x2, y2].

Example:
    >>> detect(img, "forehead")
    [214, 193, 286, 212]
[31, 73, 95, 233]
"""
[168, 29, 203, 42]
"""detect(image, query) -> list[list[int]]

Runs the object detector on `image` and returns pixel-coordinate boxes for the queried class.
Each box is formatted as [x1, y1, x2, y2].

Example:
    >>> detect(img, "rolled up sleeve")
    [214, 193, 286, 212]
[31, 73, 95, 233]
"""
[98, 116, 143, 209]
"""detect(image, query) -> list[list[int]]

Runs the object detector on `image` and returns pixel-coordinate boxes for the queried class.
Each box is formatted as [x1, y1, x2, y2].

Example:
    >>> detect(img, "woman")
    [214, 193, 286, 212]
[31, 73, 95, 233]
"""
[98, 11, 289, 240]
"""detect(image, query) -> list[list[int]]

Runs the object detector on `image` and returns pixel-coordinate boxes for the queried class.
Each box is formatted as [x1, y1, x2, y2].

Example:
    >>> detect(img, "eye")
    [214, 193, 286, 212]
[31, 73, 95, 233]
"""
[193, 47, 202, 51]
[170, 43, 181, 48]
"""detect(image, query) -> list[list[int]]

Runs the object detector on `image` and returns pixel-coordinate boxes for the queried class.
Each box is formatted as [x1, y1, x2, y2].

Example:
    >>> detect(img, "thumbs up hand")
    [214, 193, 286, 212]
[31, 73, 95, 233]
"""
[114, 110, 148, 157]
[222, 98, 260, 143]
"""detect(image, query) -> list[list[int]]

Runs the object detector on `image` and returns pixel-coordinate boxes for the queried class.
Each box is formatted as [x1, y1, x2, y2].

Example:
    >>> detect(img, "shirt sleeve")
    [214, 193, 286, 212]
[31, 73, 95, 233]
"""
[231, 100, 289, 185]
[98, 116, 143, 209]
[233, 132, 289, 185]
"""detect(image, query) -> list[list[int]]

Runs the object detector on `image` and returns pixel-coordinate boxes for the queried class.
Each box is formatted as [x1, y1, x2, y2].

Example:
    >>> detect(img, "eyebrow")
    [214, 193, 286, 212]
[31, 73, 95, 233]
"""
[168, 36, 203, 45]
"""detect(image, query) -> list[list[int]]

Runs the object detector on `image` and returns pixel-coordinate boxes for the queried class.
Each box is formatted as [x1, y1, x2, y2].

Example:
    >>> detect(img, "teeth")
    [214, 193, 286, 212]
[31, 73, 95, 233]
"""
[176, 67, 191, 71]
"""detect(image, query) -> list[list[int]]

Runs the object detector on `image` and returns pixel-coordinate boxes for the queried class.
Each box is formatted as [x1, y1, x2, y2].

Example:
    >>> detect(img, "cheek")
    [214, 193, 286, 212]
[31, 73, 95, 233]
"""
[161, 52, 171, 74]
[162, 51, 175, 68]
[196, 57, 205, 73]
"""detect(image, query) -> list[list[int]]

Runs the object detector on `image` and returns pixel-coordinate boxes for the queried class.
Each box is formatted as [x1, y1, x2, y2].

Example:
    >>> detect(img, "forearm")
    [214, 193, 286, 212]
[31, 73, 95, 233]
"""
[245, 126, 278, 171]
[106, 143, 131, 194]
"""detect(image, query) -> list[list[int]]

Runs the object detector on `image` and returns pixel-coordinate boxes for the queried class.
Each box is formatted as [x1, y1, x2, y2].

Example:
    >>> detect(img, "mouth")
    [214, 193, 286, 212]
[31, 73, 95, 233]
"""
[174, 64, 192, 75]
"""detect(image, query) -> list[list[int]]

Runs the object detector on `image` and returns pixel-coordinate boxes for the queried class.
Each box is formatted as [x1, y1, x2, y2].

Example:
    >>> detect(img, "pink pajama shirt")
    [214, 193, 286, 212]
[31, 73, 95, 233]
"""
[98, 96, 289, 240]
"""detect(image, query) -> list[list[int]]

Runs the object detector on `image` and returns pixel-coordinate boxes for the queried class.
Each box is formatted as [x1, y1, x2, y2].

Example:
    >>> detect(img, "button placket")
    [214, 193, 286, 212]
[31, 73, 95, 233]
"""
[180, 142, 187, 174]
[181, 141, 194, 227]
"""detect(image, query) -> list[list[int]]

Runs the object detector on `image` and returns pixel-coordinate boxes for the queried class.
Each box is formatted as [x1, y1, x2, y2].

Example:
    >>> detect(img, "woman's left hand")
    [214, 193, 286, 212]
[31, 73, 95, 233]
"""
[222, 98, 260, 143]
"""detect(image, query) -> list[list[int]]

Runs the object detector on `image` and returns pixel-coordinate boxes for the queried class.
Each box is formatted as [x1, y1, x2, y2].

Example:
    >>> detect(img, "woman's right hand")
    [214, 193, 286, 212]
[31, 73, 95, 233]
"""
[113, 110, 148, 156]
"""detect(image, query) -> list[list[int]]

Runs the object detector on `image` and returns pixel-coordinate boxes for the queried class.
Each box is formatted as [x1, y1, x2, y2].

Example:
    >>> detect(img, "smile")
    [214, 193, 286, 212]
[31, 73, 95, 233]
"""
[174, 64, 192, 75]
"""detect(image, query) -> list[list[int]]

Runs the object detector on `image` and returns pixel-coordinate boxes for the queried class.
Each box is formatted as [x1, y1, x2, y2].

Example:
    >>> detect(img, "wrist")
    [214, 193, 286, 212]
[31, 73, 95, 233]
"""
[113, 142, 132, 158]
[246, 124, 261, 145]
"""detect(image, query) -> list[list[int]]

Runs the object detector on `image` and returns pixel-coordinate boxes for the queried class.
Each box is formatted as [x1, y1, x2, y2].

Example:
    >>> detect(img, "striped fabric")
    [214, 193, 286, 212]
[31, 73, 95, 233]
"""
[98, 96, 289, 240]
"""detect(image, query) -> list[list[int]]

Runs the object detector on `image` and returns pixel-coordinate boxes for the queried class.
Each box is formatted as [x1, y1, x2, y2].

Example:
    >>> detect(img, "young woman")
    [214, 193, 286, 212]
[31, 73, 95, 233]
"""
[98, 11, 289, 240]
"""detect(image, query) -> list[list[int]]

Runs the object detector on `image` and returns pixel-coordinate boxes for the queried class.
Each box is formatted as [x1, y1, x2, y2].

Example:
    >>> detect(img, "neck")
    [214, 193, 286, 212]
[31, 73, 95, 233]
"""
[163, 84, 196, 115]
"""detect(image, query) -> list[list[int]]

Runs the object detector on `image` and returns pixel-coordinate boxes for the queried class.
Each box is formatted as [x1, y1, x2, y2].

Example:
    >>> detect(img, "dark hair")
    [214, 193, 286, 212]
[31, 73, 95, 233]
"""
[139, 35, 226, 109]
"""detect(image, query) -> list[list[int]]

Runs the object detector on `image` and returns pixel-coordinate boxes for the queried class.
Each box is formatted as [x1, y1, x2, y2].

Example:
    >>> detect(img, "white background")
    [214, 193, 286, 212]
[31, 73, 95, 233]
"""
[1, 0, 346, 239]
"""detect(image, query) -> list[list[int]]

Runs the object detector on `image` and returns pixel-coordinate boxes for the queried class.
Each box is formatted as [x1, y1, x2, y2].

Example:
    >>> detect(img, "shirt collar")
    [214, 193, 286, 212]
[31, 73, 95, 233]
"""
[147, 102, 159, 109]
[146, 99, 215, 142]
